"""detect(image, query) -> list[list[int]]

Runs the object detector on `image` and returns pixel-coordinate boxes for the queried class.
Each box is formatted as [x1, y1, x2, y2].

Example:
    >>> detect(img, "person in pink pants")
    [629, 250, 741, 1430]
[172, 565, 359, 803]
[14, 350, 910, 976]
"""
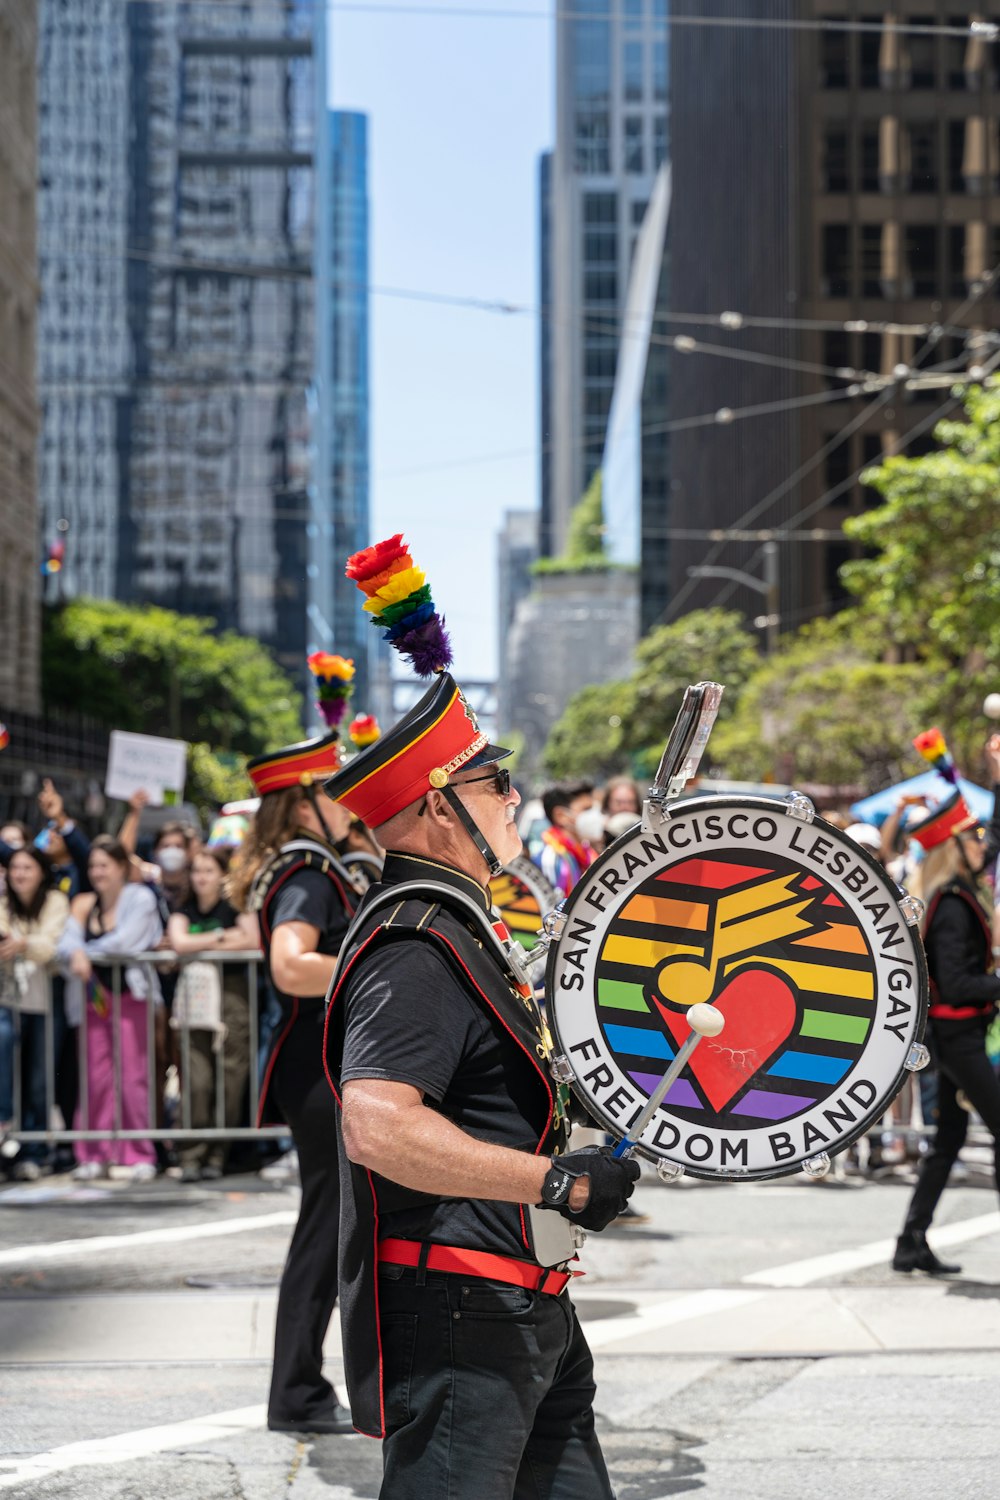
[58, 837, 164, 1181]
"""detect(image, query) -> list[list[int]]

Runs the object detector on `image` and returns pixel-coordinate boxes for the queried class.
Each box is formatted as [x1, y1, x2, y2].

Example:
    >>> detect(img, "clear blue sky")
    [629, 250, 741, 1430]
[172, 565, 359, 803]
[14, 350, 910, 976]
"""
[329, 1, 553, 682]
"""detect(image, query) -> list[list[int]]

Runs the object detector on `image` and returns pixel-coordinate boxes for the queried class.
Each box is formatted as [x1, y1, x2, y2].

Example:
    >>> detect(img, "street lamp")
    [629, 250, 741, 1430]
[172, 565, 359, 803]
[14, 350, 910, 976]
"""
[687, 540, 780, 653]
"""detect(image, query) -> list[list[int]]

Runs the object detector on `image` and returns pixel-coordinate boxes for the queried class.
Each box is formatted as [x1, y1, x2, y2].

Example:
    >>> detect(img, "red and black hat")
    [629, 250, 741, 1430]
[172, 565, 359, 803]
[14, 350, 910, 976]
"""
[324, 534, 511, 831]
[246, 731, 343, 798]
[909, 790, 980, 852]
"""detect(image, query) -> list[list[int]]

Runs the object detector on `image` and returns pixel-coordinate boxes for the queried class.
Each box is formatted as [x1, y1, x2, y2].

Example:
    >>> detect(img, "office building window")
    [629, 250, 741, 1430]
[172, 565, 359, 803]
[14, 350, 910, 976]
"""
[859, 32, 880, 88]
[652, 39, 667, 102]
[821, 225, 851, 296]
[860, 434, 884, 507]
[823, 128, 849, 192]
[860, 225, 882, 297]
[948, 120, 966, 191]
[823, 329, 851, 384]
[624, 40, 643, 101]
[584, 229, 617, 263]
[653, 113, 667, 167]
[585, 388, 612, 418]
[575, 110, 611, 173]
[859, 126, 880, 192]
[573, 1, 611, 102]
[862, 331, 882, 374]
[905, 225, 939, 295]
[584, 192, 617, 225]
[820, 21, 849, 88]
[908, 122, 938, 191]
[624, 0, 643, 18]
[947, 225, 967, 296]
[624, 116, 644, 173]
[946, 18, 968, 88]
[631, 199, 648, 225]
[585, 340, 618, 379]
[824, 440, 852, 493]
[908, 20, 936, 88]
[585, 269, 617, 302]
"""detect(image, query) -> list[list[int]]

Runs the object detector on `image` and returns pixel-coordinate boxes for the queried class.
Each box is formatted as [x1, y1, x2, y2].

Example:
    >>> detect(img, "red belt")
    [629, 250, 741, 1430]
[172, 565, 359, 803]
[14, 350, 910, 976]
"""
[929, 1004, 990, 1020]
[378, 1237, 577, 1296]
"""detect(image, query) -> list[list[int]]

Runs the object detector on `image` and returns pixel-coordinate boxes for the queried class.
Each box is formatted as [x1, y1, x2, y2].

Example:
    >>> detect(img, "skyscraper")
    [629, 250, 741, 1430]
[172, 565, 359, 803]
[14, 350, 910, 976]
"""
[37, 0, 326, 691]
[660, 1, 1000, 637]
[323, 110, 373, 711]
[547, 0, 668, 554]
[37, 0, 130, 604]
[0, 0, 41, 715]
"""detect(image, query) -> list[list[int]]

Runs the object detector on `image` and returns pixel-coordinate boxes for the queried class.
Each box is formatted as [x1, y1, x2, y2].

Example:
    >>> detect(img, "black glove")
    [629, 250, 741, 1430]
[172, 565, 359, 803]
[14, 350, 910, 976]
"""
[539, 1146, 641, 1232]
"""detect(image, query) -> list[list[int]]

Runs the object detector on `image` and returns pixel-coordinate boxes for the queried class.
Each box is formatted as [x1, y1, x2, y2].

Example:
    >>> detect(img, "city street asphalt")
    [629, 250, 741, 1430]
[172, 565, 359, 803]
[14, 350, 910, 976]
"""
[2, 1160, 999, 1499]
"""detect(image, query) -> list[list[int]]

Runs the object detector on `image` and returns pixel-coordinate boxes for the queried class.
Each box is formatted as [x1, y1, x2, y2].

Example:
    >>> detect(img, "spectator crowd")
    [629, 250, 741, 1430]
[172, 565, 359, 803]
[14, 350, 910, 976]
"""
[3, 739, 1000, 1207]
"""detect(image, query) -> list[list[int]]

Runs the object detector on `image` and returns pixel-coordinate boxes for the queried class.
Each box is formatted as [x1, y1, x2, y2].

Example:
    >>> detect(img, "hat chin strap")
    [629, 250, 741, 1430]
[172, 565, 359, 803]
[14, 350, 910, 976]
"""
[442, 786, 504, 879]
[303, 783, 338, 851]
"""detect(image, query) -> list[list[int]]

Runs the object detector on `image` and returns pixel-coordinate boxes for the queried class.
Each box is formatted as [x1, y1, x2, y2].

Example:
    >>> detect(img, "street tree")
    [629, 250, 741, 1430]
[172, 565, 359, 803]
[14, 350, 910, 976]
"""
[43, 599, 302, 808]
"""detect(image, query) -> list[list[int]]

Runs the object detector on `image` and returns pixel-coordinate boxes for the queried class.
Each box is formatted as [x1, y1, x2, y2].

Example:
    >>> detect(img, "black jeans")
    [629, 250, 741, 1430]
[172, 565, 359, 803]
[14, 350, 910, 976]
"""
[377, 1264, 615, 1500]
[904, 1016, 1000, 1233]
[267, 1005, 341, 1425]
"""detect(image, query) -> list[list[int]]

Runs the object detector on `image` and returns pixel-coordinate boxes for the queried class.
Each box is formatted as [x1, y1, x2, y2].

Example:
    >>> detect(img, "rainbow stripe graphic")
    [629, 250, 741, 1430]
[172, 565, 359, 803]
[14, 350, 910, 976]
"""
[595, 854, 876, 1125]
[490, 869, 546, 950]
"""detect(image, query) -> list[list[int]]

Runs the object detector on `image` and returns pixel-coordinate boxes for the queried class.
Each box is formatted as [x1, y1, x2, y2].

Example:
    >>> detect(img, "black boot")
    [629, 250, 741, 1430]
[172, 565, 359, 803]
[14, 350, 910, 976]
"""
[892, 1230, 961, 1275]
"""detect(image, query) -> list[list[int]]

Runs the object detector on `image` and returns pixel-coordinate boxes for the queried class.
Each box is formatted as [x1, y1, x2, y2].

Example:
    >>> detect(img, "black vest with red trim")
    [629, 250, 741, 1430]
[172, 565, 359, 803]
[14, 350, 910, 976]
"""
[925, 878, 995, 1018]
[251, 837, 358, 1125]
[323, 851, 567, 1439]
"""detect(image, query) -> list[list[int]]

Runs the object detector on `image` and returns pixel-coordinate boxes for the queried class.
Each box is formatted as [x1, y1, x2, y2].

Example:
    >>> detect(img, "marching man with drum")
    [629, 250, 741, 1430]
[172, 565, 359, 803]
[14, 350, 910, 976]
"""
[323, 538, 640, 1498]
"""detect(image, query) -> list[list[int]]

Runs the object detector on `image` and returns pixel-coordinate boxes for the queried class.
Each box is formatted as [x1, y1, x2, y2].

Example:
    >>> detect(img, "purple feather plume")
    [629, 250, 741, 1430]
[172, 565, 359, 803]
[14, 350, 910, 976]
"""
[316, 697, 350, 728]
[392, 616, 452, 676]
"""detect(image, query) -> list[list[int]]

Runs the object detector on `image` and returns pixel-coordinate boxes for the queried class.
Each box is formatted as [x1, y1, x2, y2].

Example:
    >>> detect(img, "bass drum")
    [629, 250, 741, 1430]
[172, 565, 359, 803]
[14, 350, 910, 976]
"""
[546, 795, 928, 1181]
[490, 855, 560, 953]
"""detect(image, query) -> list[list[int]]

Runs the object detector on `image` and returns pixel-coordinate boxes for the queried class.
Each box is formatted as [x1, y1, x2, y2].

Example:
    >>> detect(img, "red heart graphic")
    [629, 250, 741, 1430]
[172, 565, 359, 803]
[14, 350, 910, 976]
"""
[653, 969, 797, 1113]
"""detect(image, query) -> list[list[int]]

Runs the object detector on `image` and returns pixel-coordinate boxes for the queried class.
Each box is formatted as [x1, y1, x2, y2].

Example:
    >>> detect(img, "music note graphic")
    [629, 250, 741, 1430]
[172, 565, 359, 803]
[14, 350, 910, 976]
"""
[657, 876, 814, 1007]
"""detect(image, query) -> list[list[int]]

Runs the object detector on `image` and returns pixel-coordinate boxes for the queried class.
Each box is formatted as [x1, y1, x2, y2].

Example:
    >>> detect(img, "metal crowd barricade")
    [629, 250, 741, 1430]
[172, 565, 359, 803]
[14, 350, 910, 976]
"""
[1, 949, 290, 1149]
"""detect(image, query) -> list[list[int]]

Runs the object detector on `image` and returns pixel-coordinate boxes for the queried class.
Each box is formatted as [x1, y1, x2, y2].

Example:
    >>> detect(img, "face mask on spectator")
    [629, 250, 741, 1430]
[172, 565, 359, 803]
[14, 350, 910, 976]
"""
[574, 805, 607, 846]
[154, 846, 188, 874]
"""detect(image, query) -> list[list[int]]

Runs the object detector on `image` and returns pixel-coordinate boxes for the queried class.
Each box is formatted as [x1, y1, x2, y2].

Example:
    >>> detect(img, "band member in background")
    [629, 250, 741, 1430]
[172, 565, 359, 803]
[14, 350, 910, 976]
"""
[893, 736, 1000, 1274]
[323, 535, 639, 1495]
[229, 732, 358, 1435]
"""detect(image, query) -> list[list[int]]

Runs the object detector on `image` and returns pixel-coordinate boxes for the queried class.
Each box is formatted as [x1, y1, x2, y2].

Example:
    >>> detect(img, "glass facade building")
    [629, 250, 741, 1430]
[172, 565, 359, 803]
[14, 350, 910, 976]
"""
[324, 110, 373, 712]
[38, 0, 324, 694]
[546, 0, 668, 554]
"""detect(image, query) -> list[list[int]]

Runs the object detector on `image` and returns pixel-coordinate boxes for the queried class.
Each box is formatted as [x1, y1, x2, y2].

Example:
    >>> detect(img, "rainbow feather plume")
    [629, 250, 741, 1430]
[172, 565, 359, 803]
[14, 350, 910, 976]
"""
[913, 726, 959, 787]
[0, 723, 8, 752]
[308, 652, 355, 728]
[345, 534, 452, 676]
[349, 713, 381, 748]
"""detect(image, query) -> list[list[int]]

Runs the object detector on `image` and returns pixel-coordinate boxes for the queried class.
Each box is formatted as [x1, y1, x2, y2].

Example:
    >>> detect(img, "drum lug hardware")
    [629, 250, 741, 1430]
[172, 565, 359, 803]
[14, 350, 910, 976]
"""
[897, 891, 924, 928]
[781, 791, 816, 823]
[542, 906, 567, 940]
[905, 1042, 930, 1073]
[655, 1160, 685, 1183]
[572, 1226, 587, 1249]
[802, 1152, 831, 1179]
[550, 1053, 575, 1084]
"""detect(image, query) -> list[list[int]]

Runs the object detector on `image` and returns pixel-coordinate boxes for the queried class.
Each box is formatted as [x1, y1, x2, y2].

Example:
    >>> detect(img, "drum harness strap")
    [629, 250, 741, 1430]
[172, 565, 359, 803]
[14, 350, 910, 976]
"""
[327, 879, 578, 1292]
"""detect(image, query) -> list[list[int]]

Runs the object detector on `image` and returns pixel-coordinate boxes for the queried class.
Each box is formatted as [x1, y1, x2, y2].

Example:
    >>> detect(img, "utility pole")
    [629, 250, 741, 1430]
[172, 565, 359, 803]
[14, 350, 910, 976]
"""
[686, 548, 781, 654]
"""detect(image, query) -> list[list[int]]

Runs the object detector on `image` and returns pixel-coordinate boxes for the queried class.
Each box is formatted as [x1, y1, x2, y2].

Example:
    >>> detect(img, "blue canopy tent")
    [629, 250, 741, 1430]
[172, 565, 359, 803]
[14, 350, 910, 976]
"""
[850, 771, 994, 828]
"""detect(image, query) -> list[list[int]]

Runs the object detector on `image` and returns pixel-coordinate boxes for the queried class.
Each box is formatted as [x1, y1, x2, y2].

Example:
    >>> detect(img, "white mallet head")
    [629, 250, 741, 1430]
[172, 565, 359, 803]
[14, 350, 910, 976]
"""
[687, 1002, 725, 1037]
[984, 693, 1000, 720]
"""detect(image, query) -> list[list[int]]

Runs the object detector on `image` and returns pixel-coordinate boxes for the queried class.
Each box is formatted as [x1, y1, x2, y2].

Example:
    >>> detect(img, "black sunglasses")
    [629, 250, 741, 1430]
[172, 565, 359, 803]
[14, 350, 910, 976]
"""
[457, 766, 511, 798]
[419, 765, 511, 815]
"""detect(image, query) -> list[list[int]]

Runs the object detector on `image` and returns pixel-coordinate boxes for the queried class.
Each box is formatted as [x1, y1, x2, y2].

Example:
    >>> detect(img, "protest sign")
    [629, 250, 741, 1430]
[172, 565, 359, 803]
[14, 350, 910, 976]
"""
[106, 731, 188, 807]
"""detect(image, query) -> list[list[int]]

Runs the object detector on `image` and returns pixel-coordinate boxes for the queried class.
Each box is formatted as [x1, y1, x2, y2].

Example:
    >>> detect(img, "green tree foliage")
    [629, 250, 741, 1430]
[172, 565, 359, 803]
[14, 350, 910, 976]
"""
[43, 599, 302, 809]
[543, 680, 635, 780]
[710, 616, 927, 791]
[533, 469, 614, 575]
[542, 610, 759, 781]
[842, 384, 1000, 660]
[627, 609, 761, 755]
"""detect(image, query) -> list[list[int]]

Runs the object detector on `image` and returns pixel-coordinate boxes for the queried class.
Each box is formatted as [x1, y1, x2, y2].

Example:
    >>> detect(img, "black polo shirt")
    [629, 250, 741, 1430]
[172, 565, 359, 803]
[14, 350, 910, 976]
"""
[339, 852, 546, 1257]
[268, 865, 353, 1004]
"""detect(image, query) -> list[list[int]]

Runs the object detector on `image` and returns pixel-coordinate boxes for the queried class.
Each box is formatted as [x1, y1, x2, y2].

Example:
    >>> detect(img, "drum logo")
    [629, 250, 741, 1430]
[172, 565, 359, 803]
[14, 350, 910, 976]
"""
[490, 869, 545, 950]
[547, 803, 926, 1177]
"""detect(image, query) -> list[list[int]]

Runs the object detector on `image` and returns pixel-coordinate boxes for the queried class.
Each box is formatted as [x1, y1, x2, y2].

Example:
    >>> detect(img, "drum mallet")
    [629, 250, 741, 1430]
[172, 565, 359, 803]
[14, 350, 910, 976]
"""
[612, 1002, 725, 1159]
